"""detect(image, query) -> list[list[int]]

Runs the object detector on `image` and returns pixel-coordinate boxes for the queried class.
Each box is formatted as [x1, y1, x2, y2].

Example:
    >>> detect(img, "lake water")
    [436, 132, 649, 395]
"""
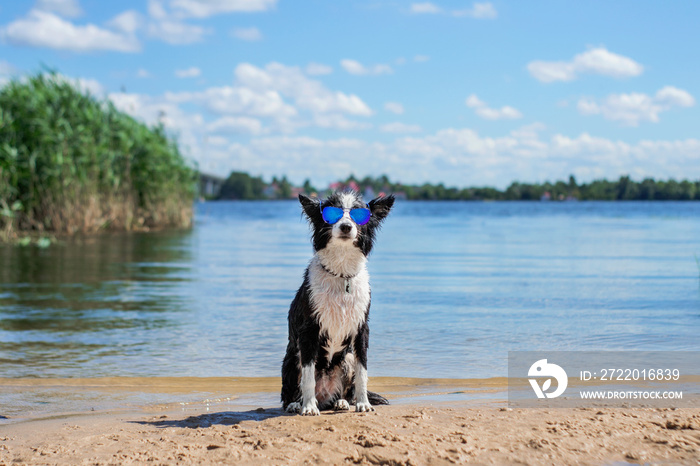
[1, 201, 700, 382]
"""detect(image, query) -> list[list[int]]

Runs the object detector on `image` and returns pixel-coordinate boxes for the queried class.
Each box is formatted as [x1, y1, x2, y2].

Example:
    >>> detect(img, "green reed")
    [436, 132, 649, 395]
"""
[0, 72, 197, 239]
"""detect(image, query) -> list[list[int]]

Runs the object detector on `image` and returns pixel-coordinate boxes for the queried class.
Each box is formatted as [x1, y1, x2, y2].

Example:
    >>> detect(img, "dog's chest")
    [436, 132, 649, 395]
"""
[308, 264, 370, 350]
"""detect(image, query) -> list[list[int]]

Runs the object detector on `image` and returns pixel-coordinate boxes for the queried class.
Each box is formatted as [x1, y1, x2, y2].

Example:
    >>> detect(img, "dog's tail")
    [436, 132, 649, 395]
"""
[367, 390, 389, 406]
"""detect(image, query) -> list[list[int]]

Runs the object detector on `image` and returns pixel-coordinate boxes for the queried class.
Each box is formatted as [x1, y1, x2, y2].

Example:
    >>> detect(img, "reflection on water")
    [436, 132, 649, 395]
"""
[1, 201, 700, 380]
[0, 232, 195, 378]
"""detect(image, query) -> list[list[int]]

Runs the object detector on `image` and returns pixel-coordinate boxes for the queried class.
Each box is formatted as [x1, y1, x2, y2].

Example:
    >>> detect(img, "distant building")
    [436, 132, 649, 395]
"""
[263, 183, 278, 198]
[199, 173, 225, 198]
[540, 191, 551, 201]
[328, 180, 361, 192]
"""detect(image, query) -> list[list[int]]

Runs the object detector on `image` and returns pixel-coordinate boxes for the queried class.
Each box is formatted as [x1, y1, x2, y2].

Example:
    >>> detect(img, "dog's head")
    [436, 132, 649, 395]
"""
[299, 191, 395, 256]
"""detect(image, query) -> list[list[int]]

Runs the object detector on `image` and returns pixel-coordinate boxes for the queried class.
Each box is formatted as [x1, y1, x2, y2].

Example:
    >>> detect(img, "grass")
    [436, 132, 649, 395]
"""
[0, 72, 197, 241]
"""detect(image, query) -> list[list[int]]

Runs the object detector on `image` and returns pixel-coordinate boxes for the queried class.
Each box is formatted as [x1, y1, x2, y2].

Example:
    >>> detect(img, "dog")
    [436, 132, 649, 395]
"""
[281, 190, 395, 415]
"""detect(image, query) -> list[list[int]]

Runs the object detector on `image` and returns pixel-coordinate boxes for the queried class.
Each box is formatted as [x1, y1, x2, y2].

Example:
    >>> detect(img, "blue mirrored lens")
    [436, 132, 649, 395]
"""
[321, 206, 344, 224]
[350, 208, 371, 225]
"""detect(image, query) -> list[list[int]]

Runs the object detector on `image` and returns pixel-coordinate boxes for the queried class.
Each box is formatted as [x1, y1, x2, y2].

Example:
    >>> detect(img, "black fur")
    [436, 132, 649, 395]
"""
[281, 191, 394, 412]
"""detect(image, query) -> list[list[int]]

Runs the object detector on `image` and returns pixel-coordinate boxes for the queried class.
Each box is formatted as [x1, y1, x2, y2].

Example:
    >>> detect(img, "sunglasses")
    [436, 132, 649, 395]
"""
[321, 205, 372, 226]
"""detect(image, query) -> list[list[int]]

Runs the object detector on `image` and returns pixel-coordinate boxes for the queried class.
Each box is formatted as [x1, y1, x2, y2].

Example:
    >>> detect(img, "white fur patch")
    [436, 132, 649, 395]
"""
[316, 237, 367, 278]
[334, 399, 350, 411]
[301, 364, 319, 415]
[355, 363, 374, 412]
[340, 192, 356, 210]
[286, 402, 301, 413]
[309, 253, 370, 361]
[329, 192, 363, 241]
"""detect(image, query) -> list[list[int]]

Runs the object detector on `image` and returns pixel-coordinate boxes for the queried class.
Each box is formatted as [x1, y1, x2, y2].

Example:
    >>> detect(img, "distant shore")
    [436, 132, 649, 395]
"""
[212, 172, 700, 201]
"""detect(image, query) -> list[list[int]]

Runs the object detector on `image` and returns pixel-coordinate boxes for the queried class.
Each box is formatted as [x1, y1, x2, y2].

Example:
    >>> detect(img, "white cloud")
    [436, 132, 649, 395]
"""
[147, 0, 211, 44]
[193, 129, 700, 190]
[411, 2, 497, 19]
[205, 135, 229, 146]
[97, 61, 376, 176]
[121, 62, 372, 137]
[73, 77, 104, 95]
[411, 2, 442, 14]
[167, 0, 277, 18]
[466, 94, 523, 120]
[35, 0, 83, 18]
[207, 116, 265, 135]
[147, 19, 210, 44]
[109, 91, 205, 155]
[185, 85, 297, 118]
[577, 86, 695, 126]
[235, 62, 373, 116]
[528, 47, 644, 83]
[313, 114, 372, 131]
[380, 122, 422, 133]
[413, 55, 430, 63]
[655, 86, 695, 107]
[305, 63, 333, 75]
[528, 61, 575, 83]
[39, 73, 105, 95]
[452, 2, 497, 19]
[137, 68, 152, 78]
[476, 106, 522, 120]
[175, 66, 201, 78]
[465, 94, 485, 108]
[0, 9, 140, 53]
[100, 74, 700, 188]
[384, 102, 405, 115]
[148, 0, 169, 19]
[108, 10, 143, 34]
[0, 61, 17, 87]
[0, 60, 16, 76]
[340, 59, 393, 76]
[232, 26, 262, 41]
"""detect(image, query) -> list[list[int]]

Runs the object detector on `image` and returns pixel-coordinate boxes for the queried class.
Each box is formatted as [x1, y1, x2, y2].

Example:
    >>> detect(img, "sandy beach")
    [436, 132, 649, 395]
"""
[2, 401, 699, 465]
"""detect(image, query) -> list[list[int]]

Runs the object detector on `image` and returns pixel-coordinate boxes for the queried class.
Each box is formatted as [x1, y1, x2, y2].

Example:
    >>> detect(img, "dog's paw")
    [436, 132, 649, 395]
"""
[285, 402, 301, 414]
[355, 401, 375, 413]
[301, 402, 320, 416]
[334, 399, 350, 411]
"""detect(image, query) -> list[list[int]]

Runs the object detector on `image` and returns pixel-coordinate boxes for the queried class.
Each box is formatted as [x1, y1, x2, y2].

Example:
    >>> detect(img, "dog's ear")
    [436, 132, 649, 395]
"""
[299, 194, 321, 221]
[368, 194, 395, 223]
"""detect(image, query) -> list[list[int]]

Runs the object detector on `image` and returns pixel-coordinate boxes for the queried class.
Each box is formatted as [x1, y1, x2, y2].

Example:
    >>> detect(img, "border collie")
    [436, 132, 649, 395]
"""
[281, 191, 395, 415]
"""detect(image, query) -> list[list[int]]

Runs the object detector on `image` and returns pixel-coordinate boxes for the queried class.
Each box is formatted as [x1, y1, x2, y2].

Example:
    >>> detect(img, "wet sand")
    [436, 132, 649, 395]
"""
[1, 378, 699, 464]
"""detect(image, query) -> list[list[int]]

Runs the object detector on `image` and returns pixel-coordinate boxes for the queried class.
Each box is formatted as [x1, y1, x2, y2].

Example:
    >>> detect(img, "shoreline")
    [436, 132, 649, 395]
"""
[0, 376, 509, 424]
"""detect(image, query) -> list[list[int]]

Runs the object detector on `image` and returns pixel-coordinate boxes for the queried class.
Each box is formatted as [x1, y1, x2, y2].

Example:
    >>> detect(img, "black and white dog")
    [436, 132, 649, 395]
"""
[281, 191, 394, 415]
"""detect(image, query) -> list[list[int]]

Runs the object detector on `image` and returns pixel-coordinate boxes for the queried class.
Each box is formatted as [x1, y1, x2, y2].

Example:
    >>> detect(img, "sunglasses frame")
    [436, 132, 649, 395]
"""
[321, 204, 372, 226]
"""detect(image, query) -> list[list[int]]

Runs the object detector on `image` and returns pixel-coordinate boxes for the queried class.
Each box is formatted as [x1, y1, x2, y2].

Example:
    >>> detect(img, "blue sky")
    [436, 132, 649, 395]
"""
[1, 0, 699, 188]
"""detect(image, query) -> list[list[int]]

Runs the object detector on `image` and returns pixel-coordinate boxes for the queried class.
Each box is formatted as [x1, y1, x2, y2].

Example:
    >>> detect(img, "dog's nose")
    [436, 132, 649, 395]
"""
[339, 223, 352, 234]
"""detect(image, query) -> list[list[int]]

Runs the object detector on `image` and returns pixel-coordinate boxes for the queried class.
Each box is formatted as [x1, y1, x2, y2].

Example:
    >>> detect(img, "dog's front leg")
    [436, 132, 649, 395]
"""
[298, 323, 320, 416]
[353, 322, 374, 412]
[299, 364, 319, 415]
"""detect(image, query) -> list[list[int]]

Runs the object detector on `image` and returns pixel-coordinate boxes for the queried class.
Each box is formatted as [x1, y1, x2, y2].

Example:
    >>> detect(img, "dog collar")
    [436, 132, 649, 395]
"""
[318, 261, 357, 293]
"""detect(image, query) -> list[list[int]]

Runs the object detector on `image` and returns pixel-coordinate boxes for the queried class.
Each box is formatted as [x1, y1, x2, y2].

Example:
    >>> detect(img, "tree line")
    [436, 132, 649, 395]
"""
[217, 172, 700, 201]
